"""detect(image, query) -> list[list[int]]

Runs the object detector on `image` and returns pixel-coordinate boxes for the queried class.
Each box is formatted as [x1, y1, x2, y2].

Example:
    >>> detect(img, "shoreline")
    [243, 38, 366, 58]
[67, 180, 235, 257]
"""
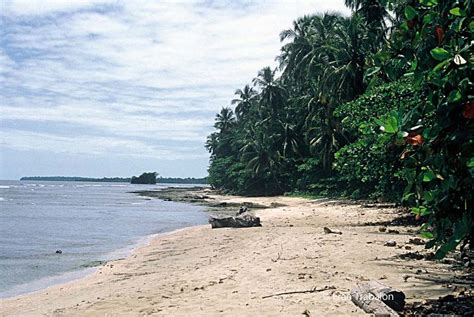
[0, 221, 207, 301]
[0, 268, 97, 300]
[1, 188, 471, 316]
[0, 184, 210, 301]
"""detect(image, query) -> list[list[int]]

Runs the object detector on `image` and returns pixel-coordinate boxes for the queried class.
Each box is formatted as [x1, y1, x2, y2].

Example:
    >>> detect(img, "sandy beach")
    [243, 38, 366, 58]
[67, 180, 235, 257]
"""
[0, 190, 467, 316]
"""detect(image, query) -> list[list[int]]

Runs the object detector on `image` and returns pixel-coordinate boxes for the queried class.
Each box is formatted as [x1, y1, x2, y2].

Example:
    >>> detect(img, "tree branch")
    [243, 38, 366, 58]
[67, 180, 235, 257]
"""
[262, 286, 336, 299]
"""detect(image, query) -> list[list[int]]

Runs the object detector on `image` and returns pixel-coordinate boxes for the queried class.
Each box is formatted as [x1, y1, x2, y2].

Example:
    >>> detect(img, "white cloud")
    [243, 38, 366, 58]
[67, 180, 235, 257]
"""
[0, 129, 208, 159]
[2, 0, 116, 16]
[0, 0, 350, 176]
[1, 103, 210, 141]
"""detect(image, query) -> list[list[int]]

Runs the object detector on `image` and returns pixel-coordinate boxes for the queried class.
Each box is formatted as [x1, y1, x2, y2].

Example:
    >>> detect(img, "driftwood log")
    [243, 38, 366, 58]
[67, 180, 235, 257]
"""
[209, 212, 261, 228]
[351, 281, 405, 316]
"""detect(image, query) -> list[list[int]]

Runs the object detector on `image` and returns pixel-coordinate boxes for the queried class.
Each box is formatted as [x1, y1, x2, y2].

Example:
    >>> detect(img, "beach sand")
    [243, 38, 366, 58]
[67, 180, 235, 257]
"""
[0, 191, 461, 316]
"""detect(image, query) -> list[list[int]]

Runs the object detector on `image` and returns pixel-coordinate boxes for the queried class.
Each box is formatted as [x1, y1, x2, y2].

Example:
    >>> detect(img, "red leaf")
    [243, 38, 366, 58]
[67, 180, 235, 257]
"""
[462, 100, 474, 119]
[434, 26, 444, 45]
[405, 134, 424, 146]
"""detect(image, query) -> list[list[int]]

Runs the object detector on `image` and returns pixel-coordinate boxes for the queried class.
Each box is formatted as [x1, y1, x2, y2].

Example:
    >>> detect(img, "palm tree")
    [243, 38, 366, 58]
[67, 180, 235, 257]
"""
[205, 132, 219, 156]
[231, 85, 256, 120]
[344, 0, 389, 49]
[320, 14, 368, 101]
[344, 0, 387, 24]
[207, 107, 237, 159]
[277, 13, 368, 171]
[205, 8, 386, 193]
[278, 13, 340, 86]
[214, 107, 235, 133]
[240, 128, 285, 194]
[277, 118, 300, 158]
[278, 15, 317, 84]
[252, 67, 287, 118]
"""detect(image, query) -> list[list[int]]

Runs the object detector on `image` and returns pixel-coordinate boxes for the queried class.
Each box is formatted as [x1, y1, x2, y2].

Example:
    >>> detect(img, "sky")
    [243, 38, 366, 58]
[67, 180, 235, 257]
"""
[0, 0, 349, 180]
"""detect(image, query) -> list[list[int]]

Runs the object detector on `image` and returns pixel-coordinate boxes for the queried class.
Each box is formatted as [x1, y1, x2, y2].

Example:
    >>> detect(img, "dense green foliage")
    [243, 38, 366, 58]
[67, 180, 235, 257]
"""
[206, 0, 473, 256]
[334, 80, 423, 200]
[157, 177, 208, 184]
[131, 172, 157, 184]
[377, 0, 473, 258]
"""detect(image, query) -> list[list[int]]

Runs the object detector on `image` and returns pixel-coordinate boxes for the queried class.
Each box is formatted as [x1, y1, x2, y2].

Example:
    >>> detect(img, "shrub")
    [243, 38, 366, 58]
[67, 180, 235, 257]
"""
[378, 0, 473, 257]
[333, 80, 422, 200]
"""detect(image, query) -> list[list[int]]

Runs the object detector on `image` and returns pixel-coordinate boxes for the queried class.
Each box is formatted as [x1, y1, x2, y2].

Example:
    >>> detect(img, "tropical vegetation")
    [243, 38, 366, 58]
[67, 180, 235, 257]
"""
[206, 0, 472, 258]
[131, 172, 158, 184]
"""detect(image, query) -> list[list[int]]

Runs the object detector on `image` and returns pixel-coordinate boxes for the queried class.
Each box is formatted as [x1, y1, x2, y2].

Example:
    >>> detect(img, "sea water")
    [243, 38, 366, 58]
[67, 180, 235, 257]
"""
[0, 180, 209, 298]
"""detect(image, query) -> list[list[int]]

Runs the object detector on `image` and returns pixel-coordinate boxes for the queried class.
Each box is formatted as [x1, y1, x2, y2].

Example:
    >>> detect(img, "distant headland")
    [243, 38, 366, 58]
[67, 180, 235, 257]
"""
[20, 175, 208, 184]
[131, 172, 157, 184]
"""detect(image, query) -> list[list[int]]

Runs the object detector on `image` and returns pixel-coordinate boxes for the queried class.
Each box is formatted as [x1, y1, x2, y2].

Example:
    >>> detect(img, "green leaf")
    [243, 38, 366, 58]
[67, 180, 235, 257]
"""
[374, 118, 384, 127]
[467, 158, 474, 176]
[422, 170, 436, 182]
[420, 208, 431, 216]
[434, 215, 470, 259]
[430, 47, 451, 61]
[383, 115, 398, 134]
[470, 21, 474, 32]
[449, 7, 464, 16]
[404, 5, 417, 20]
[423, 191, 434, 202]
[374, 51, 391, 62]
[366, 66, 380, 77]
[423, 14, 432, 24]
[400, 21, 409, 31]
[410, 58, 418, 71]
[467, 158, 474, 168]
[447, 90, 462, 103]
[433, 59, 450, 72]
[412, 206, 431, 216]
[402, 192, 415, 201]
[420, 231, 434, 239]
[419, 0, 438, 6]
[453, 17, 466, 32]
[411, 207, 421, 215]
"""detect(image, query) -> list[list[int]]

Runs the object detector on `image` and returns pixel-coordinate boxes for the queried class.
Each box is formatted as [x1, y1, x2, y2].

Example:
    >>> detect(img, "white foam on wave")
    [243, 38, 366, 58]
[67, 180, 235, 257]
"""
[0, 185, 10, 189]
[46, 184, 64, 188]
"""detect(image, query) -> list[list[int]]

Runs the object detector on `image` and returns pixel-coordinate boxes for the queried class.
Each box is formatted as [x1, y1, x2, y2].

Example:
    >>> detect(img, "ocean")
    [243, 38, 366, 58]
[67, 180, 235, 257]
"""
[0, 180, 209, 298]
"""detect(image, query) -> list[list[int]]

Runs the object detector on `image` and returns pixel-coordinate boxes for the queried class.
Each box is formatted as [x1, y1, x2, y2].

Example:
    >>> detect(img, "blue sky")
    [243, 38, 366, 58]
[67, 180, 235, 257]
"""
[0, 0, 349, 180]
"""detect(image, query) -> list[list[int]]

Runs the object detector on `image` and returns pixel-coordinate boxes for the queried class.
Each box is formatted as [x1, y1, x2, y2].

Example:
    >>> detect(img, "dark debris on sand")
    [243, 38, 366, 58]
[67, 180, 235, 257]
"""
[362, 213, 426, 227]
[131, 187, 275, 216]
[401, 290, 474, 316]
